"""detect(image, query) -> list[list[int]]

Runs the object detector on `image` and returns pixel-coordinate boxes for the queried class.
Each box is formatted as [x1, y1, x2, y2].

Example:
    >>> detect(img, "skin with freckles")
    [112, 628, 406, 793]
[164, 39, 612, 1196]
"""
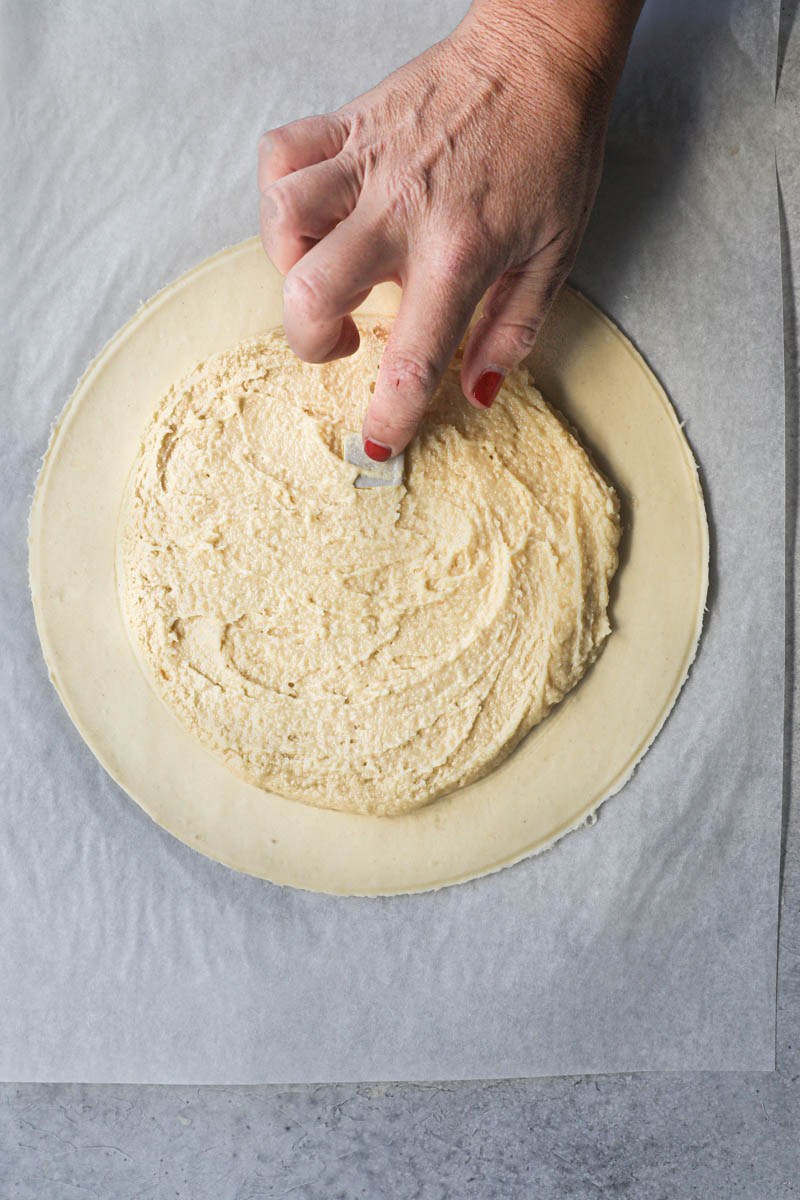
[258, 0, 643, 458]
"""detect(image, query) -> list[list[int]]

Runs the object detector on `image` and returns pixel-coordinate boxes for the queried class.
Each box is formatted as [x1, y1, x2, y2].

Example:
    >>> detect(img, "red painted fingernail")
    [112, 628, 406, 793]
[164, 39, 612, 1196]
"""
[364, 438, 392, 462]
[472, 369, 505, 408]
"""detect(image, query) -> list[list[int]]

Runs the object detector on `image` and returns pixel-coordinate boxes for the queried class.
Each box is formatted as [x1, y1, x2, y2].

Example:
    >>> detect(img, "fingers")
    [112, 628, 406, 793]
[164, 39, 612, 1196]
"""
[259, 156, 361, 274]
[258, 114, 348, 191]
[460, 243, 576, 408]
[362, 257, 486, 457]
[282, 213, 401, 364]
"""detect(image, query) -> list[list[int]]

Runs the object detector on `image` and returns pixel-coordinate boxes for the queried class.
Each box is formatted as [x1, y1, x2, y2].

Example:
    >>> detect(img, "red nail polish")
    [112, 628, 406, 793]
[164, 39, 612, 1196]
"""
[472, 369, 504, 408]
[364, 438, 392, 462]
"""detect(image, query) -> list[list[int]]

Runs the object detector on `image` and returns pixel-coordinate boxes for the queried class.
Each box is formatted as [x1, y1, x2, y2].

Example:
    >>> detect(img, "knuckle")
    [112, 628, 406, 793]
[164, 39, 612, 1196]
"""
[332, 149, 363, 199]
[261, 180, 299, 230]
[343, 108, 367, 146]
[258, 128, 282, 169]
[361, 140, 385, 176]
[380, 351, 438, 406]
[261, 124, 290, 155]
[427, 230, 483, 283]
[283, 269, 329, 324]
[509, 319, 542, 349]
[498, 319, 542, 355]
[384, 167, 430, 225]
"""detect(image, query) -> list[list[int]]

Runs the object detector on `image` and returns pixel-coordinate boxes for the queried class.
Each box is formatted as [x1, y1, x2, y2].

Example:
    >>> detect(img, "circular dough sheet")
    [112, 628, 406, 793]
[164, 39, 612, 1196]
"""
[30, 238, 708, 896]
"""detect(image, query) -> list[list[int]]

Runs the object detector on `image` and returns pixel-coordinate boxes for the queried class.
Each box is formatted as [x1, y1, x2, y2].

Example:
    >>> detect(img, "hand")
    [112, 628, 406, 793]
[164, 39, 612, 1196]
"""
[258, 0, 641, 459]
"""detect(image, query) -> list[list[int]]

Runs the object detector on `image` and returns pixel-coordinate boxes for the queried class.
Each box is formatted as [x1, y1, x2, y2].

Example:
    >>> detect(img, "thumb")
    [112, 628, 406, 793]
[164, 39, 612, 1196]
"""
[362, 258, 484, 460]
[460, 245, 575, 406]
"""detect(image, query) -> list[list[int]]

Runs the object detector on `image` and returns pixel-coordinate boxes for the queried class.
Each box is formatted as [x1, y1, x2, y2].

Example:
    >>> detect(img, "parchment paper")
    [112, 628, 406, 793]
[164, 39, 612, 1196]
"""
[0, 0, 784, 1081]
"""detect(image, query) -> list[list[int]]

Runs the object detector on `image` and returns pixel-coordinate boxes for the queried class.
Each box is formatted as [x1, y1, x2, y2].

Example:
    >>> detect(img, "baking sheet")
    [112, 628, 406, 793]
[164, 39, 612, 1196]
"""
[1, 0, 783, 1081]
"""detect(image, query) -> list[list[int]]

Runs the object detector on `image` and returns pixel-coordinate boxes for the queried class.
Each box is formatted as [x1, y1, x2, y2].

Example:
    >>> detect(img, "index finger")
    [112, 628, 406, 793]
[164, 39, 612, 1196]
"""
[362, 250, 488, 457]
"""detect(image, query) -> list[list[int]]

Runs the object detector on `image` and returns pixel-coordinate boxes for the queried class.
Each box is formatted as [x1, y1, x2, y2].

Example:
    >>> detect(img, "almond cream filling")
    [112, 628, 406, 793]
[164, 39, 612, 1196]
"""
[119, 318, 620, 816]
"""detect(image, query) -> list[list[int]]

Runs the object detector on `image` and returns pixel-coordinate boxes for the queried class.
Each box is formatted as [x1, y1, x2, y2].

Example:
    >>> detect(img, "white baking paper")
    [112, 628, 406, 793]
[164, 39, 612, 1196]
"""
[0, 0, 784, 1081]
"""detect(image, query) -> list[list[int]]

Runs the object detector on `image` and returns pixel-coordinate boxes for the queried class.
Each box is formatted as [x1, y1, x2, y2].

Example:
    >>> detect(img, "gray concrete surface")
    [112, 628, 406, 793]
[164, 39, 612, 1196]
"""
[2, 4, 798, 1197]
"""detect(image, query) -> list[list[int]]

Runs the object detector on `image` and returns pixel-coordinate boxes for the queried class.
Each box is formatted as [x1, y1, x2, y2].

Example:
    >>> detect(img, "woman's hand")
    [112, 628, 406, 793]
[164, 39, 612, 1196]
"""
[258, 0, 641, 459]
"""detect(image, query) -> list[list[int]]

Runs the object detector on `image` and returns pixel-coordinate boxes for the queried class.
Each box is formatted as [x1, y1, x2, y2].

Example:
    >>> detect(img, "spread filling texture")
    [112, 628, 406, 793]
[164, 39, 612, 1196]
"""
[119, 319, 621, 815]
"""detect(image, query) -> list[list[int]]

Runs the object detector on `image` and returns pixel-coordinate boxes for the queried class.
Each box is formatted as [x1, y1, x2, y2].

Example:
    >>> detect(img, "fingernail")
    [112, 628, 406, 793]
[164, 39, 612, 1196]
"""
[364, 438, 393, 462]
[472, 368, 505, 408]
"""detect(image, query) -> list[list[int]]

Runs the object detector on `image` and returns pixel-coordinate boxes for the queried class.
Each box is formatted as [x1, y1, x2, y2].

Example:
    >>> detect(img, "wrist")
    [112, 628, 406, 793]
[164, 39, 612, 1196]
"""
[458, 0, 643, 95]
